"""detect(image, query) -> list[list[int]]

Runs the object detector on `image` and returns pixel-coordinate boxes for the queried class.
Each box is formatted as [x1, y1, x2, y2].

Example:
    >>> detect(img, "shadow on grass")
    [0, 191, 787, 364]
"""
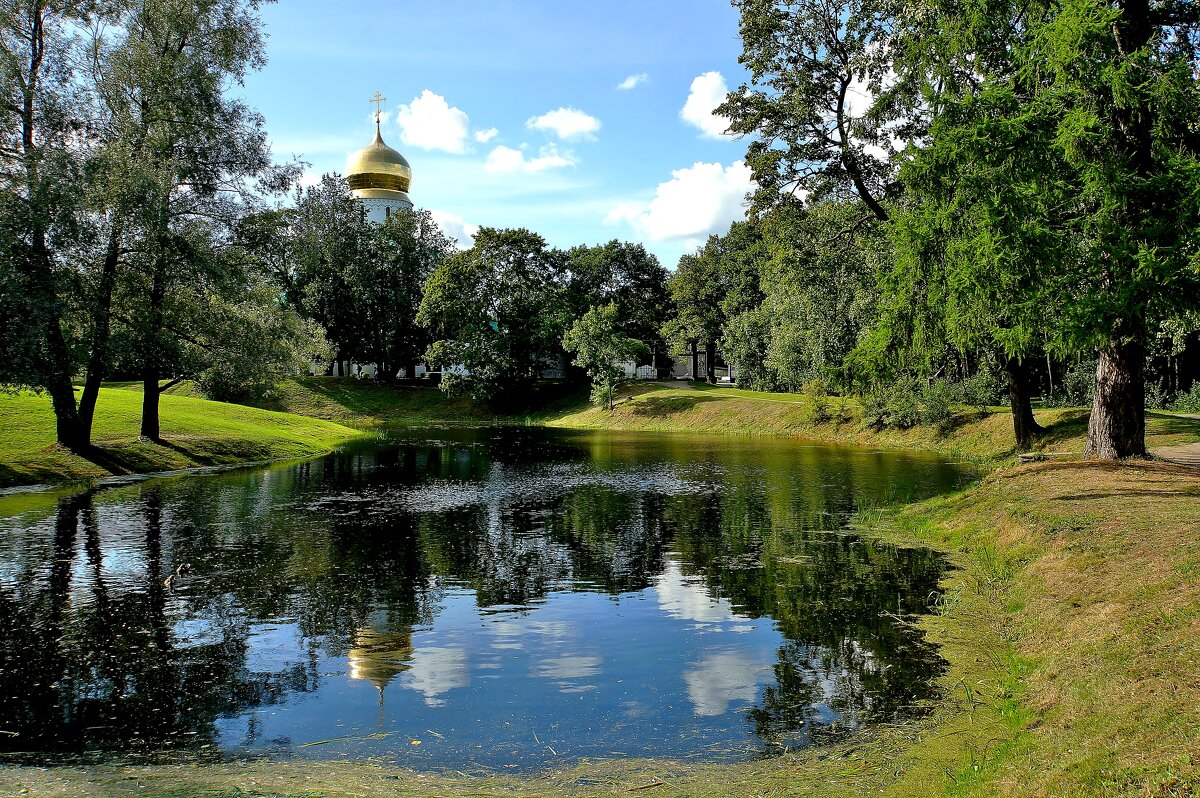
[1147, 411, 1200, 436]
[629, 394, 721, 418]
[1036, 409, 1091, 447]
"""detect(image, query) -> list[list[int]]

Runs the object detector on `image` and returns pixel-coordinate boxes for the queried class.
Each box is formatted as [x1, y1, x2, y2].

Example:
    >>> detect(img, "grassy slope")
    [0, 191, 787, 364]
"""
[0, 387, 358, 487]
[542, 381, 1200, 463]
[8, 461, 1197, 798]
[109, 376, 503, 429]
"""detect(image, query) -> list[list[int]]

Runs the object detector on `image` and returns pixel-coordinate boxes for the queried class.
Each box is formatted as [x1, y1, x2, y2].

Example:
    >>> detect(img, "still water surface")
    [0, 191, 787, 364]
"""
[0, 428, 971, 771]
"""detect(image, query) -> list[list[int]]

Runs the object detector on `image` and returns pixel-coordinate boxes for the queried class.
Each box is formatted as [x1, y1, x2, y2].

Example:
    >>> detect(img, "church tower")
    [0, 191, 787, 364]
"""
[346, 92, 413, 223]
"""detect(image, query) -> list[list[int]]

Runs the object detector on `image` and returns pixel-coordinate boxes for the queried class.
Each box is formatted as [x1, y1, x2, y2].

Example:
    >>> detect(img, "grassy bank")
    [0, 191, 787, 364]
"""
[0, 387, 358, 487]
[542, 381, 1200, 463]
[5, 460, 1196, 797]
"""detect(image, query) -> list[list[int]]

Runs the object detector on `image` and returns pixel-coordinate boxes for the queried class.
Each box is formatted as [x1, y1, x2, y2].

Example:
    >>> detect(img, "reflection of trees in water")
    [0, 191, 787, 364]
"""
[664, 485, 946, 744]
[0, 431, 955, 759]
[0, 488, 260, 756]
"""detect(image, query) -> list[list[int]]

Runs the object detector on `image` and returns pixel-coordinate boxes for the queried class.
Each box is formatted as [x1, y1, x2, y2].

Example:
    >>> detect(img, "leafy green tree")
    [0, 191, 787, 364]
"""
[662, 253, 724, 382]
[661, 222, 768, 384]
[287, 175, 374, 374]
[719, 0, 907, 221]
[101, 0, 291, 440]
[0, 0, 97, 448]
[418, 227, 568, 404]
[565, 240, 671, 370]
[563, 304, 648, 410]
[896, 0, 1200, 456]
[356, 208, 456, 380]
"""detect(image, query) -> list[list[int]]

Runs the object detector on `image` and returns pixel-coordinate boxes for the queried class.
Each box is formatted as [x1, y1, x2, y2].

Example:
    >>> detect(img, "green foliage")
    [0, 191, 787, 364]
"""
[565, 240, 670, 358]
[862, 376, 968, 430]
[1044, 358, 1097, 408]
[562, 304, 647, 411]
[1170, 385, 1200, 414]
[719, 0, 904, 220]
[418, 227, 568, 405]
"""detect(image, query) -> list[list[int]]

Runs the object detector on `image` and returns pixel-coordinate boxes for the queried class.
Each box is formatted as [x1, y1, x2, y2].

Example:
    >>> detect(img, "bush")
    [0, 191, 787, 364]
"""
[1171, 383, 1200, 413]
[956, 370, 1004, 411]
[861, 376, 961, 431]
[802, 394, 832, 425]
[921, 380, 955, 428]
[1045, 357, 1096, 407]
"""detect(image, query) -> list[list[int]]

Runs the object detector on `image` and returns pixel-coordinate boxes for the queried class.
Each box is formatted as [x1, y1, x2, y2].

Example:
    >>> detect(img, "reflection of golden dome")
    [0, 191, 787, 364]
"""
[346, 126, 412, 200]
[347, 626, 413, 691]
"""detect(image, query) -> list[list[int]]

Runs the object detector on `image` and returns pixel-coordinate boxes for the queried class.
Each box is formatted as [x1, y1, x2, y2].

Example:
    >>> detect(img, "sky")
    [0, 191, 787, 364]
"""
[241, 0, 754, 267]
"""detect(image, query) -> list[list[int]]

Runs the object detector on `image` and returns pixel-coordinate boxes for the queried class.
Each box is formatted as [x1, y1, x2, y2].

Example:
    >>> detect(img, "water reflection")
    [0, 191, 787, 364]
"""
[0, 428, 969, 769]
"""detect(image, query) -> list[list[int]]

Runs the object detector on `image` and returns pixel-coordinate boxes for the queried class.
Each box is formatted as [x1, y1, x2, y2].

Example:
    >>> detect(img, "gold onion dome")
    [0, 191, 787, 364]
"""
[346, 125, 412, 201]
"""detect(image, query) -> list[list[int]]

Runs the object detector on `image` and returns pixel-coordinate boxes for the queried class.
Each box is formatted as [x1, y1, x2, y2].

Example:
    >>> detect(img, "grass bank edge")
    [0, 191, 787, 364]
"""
[0, 387, 361, 488]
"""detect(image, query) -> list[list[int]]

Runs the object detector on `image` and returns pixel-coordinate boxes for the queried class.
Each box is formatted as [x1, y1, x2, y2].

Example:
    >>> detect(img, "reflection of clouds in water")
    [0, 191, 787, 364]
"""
[400, 646, 469, 707]
[296, 461, 717, 516]
[535, 655, 601, 680]
[684, 651, 762, 717]
[654, 560, 748, 624]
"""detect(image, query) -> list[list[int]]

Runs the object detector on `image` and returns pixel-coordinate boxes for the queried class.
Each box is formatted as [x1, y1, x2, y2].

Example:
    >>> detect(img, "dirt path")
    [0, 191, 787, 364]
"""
[1151, 442, 1200, 466]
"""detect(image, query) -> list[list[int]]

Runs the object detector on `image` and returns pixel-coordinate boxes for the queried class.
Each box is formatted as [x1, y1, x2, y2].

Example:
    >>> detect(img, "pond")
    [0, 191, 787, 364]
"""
[0, 428, 972, 772]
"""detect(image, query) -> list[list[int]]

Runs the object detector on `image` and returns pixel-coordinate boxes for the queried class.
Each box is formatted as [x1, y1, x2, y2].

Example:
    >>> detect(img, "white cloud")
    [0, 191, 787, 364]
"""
[616, 73, 649, 90]
[395, 90, 470, 154]
[535, 655, 601, 680]
[474, 127, 499, 143]
[604, 160, 754, 245]
[681, 71, 733, 139]
[526, 107, 601, 141]
[484, 144, 576, 174]
[429, 209, 479, 249]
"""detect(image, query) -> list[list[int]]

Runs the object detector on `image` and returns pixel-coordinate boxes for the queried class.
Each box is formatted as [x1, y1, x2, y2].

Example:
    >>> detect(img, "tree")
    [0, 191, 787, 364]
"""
[563, 304, 647, 410]
[101, 0, 292, 440]
[287, 175, 373, 375]
[662, 250, 725, 382]
[565, 240, 671, 371]
[356, 208, 456, 380]
[662, 224, 765, 383]
[0, 0, 97, 448]
[719, 0, 908, 221]
[417, 227, 568, 404]
[898, 0, 1200, 457]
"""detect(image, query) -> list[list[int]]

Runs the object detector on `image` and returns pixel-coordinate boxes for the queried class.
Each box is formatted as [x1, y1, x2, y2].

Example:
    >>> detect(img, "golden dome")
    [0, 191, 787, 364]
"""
[347, 626, 413, 691]
[346, 125, 412, 200]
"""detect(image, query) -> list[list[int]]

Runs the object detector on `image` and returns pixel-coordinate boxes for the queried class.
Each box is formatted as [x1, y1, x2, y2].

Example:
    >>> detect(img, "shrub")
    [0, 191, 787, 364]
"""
[1045, 357, 1096, 407]
[1170, 383, 1200, 413]
[803, 394, 832, 425]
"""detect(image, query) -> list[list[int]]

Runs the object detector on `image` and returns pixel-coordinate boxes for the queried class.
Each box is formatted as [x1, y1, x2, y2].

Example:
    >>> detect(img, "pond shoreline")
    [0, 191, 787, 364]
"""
[2, 381, 1198, 796]
[6, 378, 1200, 489]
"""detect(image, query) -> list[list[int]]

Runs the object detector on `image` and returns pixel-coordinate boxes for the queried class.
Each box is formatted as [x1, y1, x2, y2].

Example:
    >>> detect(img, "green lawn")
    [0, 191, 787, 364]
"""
[542, 381, 1200, 463]
[0, 387, 358, 487]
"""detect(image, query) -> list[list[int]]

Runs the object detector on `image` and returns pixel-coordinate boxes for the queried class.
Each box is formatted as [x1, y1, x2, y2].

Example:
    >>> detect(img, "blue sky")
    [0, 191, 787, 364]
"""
[241, 0, 753, 267]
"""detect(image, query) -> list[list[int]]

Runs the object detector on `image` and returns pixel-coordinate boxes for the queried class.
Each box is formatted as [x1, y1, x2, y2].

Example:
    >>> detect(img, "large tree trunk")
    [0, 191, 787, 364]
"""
[705, 340, 717, 383]
[140, 254, 167, 441]
[1005, 356, 1044, 450]
[32, 234, 85, 450]
[79, 224, 123, 439]
[141, 365, 161, 440]
[1085, 335, 1147, 459]
[689, 340, 699, 381]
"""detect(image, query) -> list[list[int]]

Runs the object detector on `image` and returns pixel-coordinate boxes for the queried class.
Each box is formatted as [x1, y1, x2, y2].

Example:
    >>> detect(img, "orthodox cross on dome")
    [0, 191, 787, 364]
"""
[369, 91, 387, 126]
